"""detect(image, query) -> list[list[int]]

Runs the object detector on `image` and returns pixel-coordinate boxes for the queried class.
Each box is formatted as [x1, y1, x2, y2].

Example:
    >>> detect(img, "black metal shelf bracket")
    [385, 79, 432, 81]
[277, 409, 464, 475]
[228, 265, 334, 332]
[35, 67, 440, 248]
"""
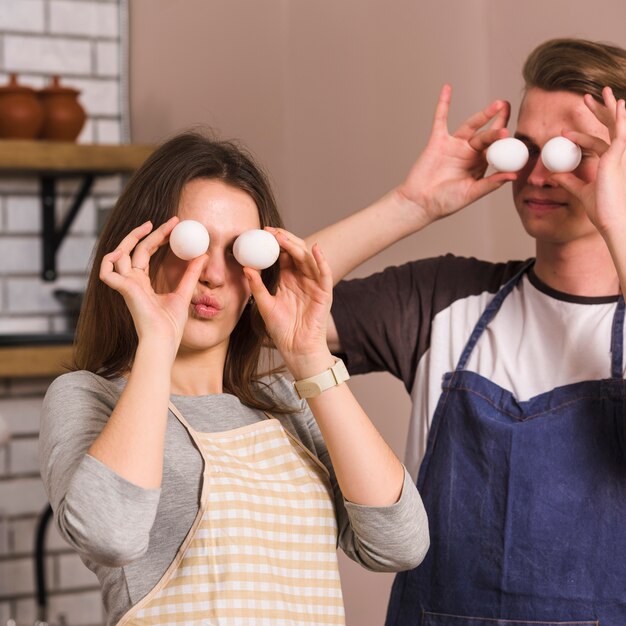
[40, 174, 95, 281]
[34, 502, 53, 622]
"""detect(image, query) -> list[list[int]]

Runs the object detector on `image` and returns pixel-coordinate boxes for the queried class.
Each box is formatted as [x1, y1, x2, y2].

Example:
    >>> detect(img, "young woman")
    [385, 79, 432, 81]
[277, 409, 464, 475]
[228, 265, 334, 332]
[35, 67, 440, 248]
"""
[39, 132, 429, 625]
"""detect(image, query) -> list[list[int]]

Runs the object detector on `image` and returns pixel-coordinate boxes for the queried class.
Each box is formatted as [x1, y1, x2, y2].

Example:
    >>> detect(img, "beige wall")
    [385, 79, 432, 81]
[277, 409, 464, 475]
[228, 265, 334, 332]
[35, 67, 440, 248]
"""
[129, 2, 626, 623]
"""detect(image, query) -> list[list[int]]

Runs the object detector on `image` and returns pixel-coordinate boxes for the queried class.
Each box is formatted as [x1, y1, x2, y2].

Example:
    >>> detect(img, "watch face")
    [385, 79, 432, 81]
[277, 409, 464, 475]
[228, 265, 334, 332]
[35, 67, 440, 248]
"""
[294, 380, 322, 399]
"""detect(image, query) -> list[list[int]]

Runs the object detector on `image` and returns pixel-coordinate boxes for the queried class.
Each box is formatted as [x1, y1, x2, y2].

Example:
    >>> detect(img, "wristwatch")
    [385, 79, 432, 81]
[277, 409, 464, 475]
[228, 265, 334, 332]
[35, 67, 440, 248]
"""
[293, 358, 350, 399]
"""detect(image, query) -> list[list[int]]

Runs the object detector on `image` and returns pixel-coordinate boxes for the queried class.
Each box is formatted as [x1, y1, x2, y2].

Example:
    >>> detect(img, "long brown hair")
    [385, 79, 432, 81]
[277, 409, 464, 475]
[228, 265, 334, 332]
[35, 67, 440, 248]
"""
[523, 38, 626, 102]
[74, 131, 292, 412]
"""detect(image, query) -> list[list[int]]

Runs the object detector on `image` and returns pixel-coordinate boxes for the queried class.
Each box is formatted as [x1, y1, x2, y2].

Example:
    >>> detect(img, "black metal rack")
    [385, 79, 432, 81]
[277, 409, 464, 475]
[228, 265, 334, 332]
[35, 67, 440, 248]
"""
[0, 139, 154, 281]
[34, 503, 54, 623]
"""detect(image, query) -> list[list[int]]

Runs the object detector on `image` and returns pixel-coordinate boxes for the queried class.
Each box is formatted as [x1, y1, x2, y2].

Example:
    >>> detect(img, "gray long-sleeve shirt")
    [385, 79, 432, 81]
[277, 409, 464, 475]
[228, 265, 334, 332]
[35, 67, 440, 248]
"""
[39, 370, 429, 625]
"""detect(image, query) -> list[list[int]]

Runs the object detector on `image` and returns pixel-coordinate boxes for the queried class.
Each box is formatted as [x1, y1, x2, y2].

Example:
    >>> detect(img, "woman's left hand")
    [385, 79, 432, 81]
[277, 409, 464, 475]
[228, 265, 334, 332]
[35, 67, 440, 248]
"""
[243, 227, 334, 379]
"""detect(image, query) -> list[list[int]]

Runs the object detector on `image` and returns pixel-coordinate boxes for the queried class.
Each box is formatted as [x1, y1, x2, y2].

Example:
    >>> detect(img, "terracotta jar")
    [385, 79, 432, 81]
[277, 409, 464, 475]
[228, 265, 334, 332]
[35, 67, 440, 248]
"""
[38, 76, 86, 141]
[0, 73, 44, 139]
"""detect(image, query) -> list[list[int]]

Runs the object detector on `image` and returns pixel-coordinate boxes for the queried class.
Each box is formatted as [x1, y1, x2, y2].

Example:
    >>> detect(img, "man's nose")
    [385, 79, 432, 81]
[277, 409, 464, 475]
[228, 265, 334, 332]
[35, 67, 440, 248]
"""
[526, 154, 557, 187]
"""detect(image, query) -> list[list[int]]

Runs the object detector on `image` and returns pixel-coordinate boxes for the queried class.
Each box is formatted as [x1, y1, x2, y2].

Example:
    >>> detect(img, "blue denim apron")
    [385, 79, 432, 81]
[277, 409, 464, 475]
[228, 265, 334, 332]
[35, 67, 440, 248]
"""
[386, 263, 626, 625]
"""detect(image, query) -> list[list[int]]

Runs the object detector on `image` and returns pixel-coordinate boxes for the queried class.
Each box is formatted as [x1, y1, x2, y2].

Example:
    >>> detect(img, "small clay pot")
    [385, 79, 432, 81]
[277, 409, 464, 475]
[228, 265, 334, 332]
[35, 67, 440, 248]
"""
[38, 76, 86, 142]
[0, 73, 44, 139]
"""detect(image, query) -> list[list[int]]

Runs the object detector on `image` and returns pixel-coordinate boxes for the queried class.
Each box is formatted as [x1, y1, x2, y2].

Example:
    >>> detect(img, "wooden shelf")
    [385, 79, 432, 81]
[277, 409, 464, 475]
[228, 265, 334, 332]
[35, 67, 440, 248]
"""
[0, 140, 156, 280]
[0, 142, 154, 375]
[0, 140, 155, 176]
[0, 344, 73, 378]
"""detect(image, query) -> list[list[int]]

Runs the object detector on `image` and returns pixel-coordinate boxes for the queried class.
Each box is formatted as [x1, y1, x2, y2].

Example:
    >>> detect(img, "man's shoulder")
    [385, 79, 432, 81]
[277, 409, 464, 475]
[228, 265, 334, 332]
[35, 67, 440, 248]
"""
[334, 254, 531, 313]
[364, 253, 530, 297]
[430, 254, 530, 289]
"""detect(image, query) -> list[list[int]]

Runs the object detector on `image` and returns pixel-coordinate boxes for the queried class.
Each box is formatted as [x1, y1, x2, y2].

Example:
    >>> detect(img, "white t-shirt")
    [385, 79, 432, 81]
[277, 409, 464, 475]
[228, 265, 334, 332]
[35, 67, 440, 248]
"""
[332, 255, 623, 479]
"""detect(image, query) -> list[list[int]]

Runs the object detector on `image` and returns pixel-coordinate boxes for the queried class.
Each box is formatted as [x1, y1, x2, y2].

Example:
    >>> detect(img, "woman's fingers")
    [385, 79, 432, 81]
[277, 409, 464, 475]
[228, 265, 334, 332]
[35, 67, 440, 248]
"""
[266, 227, 319, 280]
[100, 248, 126, 290]
[174, 254, 207, 302]
[110, 220, 154, 275]
[130, 216, 179, 272]
[102, 216, 179, 287]
[100, 218, 181, 297]
[243, 267, 271, 313]
[311, 243, 333, 294]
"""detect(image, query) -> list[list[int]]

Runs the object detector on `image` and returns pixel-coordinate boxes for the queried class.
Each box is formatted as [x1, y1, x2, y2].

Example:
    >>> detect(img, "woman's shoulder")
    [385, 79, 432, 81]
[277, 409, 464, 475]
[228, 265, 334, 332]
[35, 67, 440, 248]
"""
[41, 372, 124, 441]
[45, 370, 124, 405]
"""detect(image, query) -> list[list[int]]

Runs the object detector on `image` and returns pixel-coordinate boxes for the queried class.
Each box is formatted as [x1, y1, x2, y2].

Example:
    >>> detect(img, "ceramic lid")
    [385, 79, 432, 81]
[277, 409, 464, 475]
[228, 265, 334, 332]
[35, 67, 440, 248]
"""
[0, 73, 37, 94]
[39, 75, 80, 96]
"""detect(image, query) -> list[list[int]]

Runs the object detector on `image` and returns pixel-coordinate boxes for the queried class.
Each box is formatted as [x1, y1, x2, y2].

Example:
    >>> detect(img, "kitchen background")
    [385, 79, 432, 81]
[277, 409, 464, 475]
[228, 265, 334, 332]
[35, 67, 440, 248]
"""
[0, 0, 126, 624]
[2, 1, 626, 625]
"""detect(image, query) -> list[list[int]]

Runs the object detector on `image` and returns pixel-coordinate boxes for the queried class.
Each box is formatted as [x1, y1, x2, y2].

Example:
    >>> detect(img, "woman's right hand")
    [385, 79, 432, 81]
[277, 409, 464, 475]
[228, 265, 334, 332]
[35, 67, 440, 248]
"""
[99, 217, 206, 355]
[397, 84, 517, 222]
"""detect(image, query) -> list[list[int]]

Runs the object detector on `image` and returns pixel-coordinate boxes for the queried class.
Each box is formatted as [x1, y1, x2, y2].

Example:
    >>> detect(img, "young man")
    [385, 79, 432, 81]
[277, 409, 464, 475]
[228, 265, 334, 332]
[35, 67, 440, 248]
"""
[309, 38, 626, 624]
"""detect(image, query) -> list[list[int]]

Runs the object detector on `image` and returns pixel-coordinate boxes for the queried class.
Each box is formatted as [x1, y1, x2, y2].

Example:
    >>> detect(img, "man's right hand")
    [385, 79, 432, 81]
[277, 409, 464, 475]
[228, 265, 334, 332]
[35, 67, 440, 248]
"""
[398, 84, 517, 223]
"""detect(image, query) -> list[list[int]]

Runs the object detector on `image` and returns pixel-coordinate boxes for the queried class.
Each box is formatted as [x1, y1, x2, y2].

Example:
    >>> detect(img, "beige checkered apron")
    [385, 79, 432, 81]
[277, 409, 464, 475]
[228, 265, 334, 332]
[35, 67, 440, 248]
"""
[117, 401, 345, 625]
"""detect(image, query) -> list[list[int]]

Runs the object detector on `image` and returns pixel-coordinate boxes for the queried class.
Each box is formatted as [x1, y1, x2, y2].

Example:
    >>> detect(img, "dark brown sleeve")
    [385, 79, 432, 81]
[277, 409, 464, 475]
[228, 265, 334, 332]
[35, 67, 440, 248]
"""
[331, 254, 528, 392]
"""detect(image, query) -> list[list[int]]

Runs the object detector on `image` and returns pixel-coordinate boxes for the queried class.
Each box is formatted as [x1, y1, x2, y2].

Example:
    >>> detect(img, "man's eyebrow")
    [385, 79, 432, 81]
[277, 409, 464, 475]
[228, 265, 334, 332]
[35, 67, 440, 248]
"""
[513, 132, 534, 144]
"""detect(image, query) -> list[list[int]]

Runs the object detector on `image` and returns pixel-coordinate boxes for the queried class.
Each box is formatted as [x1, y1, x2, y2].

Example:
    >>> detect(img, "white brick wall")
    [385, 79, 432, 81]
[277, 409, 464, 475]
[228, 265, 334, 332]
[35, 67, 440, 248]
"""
[0, 317, 50, 334]
[50, 1, 119, 39]
[96, 41, 119, 77]
[72, 78, 120, 116]
[6, 195, 97, 234]
[0, 1, 46, 34]
[0, 478, 47, 516]
[50, 1, 103, 37]
[56, 553, 99, 589]
[9, 438, 40, 475]
[6, 36, 92, 75]
[95, 118, 121, 144]
[0, 0, 126, 623]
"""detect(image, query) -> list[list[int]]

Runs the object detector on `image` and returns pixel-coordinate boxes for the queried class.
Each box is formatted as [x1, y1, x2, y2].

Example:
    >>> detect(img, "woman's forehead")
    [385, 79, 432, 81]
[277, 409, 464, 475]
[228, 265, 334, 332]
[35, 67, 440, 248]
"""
[177, 179, 260, 232]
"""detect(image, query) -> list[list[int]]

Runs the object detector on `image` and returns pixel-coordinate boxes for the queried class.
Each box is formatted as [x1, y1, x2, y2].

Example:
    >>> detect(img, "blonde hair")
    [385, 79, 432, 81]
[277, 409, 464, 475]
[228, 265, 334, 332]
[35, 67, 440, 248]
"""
[523, 38, 626, 102]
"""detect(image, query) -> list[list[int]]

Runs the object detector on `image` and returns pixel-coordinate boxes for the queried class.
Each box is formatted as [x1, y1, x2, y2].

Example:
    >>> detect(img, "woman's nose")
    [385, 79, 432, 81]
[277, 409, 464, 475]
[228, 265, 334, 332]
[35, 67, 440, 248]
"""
[198, 249, 226, 287]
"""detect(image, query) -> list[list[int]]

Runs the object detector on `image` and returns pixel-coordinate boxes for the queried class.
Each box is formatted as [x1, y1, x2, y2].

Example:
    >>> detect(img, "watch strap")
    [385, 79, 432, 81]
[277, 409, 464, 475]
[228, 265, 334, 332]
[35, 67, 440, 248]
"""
[293, 358, 350, 399]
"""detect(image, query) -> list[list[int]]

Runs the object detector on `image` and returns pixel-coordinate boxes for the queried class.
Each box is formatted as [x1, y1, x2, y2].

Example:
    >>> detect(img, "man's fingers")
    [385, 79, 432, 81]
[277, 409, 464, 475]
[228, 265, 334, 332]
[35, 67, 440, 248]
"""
[455, 99, 510, 141]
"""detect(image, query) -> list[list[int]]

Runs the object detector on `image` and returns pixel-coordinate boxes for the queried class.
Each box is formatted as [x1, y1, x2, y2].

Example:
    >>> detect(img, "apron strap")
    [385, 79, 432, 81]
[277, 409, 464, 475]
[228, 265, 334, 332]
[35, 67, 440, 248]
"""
[455, 260, 534, 372]
[610, 295, 625, 379]
[169, 402, 331, 480]
[263, 411, 331, 479]
[168, 400, 190, 428]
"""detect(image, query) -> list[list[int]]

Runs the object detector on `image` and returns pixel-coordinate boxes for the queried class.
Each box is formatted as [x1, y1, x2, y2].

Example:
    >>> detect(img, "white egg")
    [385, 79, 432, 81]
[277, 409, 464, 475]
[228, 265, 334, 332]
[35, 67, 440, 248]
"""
[541, 136, 582, 173]
[233, 229, 280, 270]
[486, 137, 529, 172]
[169, 220, 210, 261]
